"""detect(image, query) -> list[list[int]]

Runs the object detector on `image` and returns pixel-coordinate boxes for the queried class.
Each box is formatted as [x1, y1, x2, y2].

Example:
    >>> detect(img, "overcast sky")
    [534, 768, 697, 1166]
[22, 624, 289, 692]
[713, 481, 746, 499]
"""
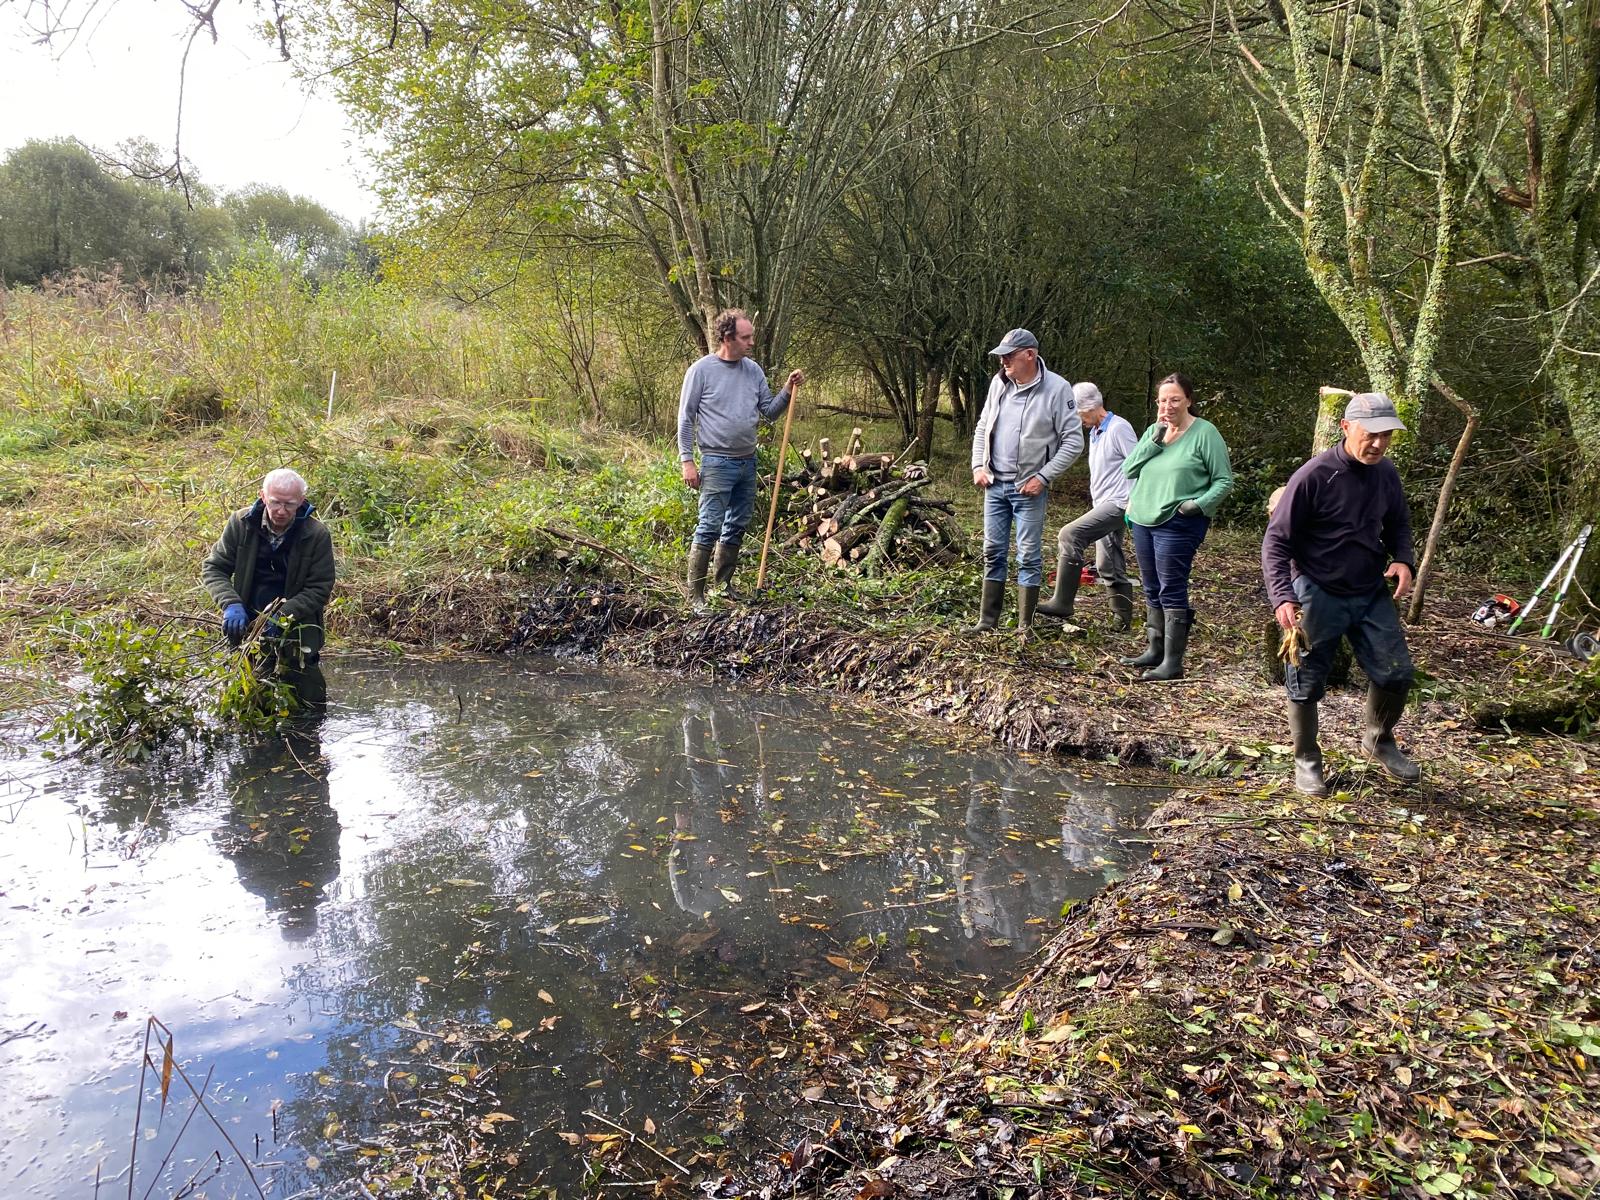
[0, 2, 379, 222]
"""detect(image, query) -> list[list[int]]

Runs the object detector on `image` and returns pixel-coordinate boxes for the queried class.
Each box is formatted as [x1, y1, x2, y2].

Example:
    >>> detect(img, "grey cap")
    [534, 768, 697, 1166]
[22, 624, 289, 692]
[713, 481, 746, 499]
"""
[1073, 382, 1104, 412]
[1343, 392, 1406, 434]
[989, 328, 1039, 356]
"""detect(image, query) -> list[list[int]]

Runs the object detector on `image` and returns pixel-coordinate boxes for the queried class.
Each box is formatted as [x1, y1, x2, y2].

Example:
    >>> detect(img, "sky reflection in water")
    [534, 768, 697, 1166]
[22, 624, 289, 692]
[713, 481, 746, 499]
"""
[0, 656, 1161, 1196]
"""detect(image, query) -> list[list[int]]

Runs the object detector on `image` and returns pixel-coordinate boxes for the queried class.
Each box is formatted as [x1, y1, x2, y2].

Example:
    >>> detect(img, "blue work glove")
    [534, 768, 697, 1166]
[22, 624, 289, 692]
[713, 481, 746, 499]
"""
[1177, 500, 1204, 517]
[222, 603, 248, 643]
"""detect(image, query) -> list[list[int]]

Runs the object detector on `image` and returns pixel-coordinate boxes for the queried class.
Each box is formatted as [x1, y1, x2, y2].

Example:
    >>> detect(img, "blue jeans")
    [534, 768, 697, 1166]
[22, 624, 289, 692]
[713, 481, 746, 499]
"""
[1129, 512, 1209, 609]
[693, 454, 757, 548]
[1285, 576, 1414, 702]
[982, 482, 1049, 588]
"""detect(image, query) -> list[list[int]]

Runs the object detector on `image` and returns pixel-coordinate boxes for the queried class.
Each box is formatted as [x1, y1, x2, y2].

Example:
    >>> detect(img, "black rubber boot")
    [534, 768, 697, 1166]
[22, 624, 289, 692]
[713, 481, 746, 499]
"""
[1141, 608, 1192, 681]
[1361, 683, 1420, 782]
[1120, 605, 1164, 667]
[971, 579, 1005, 632]
[1287, 699, 1329, 796]
[1108, 581, 1135, 632]
[686, 543, 712, 611]
[1036, 556, 1080, 620]
[1017, 585, 1040, 644]
[712, 541, 742, 598]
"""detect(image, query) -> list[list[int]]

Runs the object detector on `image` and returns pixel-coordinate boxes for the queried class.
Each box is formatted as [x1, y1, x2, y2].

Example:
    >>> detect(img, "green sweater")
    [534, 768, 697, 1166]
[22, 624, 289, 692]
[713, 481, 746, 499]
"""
[1122, 416, 1234, 526]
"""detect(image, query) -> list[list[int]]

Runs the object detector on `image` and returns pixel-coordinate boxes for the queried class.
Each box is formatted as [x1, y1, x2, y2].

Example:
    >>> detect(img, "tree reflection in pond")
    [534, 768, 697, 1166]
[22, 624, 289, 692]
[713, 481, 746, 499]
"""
[0, 657, 1166, 1198]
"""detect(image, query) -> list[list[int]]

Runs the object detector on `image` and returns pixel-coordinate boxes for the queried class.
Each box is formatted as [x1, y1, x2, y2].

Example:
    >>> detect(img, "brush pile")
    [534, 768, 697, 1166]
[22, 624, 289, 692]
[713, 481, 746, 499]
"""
[779, 429, 963, 575]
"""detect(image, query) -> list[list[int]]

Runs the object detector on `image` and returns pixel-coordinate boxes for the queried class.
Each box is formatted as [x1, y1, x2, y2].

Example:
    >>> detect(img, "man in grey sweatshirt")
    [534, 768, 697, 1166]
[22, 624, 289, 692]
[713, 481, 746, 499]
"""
[678, 308, 805, 606]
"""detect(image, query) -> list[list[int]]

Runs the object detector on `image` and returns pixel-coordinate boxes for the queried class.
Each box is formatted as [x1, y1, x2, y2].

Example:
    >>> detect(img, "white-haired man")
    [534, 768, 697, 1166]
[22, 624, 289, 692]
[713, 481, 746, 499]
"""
[202, 468, 336, 666]
[1037, 381, 1138, 632]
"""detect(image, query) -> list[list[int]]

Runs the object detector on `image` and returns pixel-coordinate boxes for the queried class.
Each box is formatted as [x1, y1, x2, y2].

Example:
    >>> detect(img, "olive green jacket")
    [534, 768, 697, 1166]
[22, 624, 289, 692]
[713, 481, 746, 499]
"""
[201, 500, 336, 659]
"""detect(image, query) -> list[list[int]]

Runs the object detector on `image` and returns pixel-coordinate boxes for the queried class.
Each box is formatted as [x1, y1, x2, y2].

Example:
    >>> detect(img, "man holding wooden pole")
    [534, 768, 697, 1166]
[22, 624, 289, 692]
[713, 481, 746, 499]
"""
[678, 309, 805, 608]
[1262, 393, 1419, 796]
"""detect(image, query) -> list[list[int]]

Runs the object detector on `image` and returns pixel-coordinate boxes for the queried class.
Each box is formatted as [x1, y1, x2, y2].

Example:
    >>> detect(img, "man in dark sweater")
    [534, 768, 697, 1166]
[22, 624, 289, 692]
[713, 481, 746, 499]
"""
[1262, 393, 1418, 795]
[202, 468, 336, 669]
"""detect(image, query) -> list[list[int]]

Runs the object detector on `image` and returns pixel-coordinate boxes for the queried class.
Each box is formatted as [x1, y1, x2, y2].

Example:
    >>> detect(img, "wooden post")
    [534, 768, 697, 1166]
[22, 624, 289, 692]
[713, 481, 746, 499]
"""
[756, 381, 799, 590]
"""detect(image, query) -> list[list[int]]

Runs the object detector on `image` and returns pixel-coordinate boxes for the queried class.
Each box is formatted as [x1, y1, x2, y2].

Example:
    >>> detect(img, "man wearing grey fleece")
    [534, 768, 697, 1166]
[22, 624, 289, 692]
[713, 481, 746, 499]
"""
[678, 308, 805, 607]
[969, 328, 1083, 637]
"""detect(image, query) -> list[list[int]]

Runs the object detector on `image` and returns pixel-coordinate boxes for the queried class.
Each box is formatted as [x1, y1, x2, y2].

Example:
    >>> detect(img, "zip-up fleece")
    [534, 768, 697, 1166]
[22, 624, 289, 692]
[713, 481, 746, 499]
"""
[201, 499, 336, 660]
[969, 357, 1083, 485]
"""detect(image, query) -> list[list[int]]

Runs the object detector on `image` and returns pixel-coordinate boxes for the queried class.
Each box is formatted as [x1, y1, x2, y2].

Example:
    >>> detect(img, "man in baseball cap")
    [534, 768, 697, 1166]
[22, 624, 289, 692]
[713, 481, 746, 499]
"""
[1261, 392, 1419, 795]
[969, 328, 1082, 638]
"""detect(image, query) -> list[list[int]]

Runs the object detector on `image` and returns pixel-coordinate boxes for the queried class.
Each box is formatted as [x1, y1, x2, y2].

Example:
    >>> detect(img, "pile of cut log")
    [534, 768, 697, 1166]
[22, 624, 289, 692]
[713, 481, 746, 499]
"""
[779, 429, 962, 575]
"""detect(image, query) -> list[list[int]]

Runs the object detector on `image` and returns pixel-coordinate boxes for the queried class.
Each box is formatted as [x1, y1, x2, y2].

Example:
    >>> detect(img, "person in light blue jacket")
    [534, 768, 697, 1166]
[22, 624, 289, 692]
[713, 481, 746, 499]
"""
[968, 328, 1084, 638]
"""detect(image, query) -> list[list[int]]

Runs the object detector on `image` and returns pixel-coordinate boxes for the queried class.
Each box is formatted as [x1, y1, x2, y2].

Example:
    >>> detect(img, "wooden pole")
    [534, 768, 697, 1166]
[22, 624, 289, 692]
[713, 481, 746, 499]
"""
[756, 380, 799, 590]
[1405, 377, 1479, 623]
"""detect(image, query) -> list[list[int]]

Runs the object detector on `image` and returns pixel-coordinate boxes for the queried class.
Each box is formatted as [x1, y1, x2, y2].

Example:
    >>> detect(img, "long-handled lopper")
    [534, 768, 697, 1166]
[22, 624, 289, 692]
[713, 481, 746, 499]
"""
[1541, 524, 1592, 638]
[1508, 527, 1587, 636]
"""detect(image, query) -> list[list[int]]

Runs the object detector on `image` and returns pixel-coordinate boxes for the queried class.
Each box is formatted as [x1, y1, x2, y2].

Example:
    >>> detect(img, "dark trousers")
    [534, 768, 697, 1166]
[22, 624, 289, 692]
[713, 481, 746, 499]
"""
[1284, 576, 1414, 702]
[1129, 513, 1209, 610]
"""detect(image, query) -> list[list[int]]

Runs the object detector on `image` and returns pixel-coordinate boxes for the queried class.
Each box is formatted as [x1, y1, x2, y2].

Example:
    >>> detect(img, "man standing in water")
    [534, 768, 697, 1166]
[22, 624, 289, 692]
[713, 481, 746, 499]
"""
[202, 467, 336, 670]
[1262, 393, 1419, 796]
[1036, 381, 1138, 632]
[678, 309, 805, 608]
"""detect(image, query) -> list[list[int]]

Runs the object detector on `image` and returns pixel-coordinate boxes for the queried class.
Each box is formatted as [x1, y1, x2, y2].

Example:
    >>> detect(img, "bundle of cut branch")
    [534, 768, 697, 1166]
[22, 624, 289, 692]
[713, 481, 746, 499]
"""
[778, 428, 961, 576]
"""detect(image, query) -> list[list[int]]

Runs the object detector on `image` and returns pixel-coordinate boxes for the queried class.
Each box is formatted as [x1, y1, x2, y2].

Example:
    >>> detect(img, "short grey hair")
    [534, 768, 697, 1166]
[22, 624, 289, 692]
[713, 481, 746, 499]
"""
[262, 468, 308, 497]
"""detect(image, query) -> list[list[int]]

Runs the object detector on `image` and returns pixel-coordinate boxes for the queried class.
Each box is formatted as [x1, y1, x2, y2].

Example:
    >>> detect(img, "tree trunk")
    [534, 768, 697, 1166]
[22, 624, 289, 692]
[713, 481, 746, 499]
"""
[912, 362, 943, 461]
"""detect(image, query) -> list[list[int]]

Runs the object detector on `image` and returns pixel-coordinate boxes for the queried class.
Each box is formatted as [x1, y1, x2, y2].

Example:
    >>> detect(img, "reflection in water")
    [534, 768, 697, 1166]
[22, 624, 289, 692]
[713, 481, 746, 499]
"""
[217, 722, 340, 941]
[0, 657, 1163, 1197]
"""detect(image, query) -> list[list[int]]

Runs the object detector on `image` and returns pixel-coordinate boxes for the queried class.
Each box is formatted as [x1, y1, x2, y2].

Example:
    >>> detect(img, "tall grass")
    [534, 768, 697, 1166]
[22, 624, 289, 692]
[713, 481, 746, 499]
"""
[0, 251, 664, 444]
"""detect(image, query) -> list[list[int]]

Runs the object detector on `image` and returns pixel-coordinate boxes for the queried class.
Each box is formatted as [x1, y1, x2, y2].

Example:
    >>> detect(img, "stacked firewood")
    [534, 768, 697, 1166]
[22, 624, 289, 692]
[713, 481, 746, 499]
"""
[779, 429, 962, 575]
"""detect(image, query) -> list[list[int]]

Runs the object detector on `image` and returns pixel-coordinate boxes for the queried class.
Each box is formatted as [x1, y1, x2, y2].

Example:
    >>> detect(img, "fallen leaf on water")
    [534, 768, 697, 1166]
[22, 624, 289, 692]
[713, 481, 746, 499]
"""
[644, 1116, 656, 1135]
[443, 879, 485, 887]
[538, 989, 555, 1004]
[568, 915, 610, 926]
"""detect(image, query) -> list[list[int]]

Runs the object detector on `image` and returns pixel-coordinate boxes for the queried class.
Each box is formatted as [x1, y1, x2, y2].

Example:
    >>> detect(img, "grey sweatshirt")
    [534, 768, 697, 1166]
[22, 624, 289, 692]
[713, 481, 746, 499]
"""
[677, 354, 791, 461]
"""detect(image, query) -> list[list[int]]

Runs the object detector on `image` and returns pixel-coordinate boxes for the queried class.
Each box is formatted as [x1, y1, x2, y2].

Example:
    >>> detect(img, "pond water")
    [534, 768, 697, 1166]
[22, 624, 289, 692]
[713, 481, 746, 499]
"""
[0, 657, 1162, 1198]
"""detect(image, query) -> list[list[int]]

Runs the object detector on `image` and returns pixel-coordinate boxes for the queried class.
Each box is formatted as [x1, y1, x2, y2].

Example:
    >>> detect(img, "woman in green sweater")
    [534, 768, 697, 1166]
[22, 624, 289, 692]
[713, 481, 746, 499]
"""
[1119, 373, 1233, 680]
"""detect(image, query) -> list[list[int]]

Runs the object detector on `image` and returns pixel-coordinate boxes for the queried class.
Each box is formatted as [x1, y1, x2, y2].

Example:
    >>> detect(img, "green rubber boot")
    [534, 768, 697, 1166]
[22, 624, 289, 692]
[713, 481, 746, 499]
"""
[971, 579, 1005, 632]
[1120, 605, 1164, 667]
